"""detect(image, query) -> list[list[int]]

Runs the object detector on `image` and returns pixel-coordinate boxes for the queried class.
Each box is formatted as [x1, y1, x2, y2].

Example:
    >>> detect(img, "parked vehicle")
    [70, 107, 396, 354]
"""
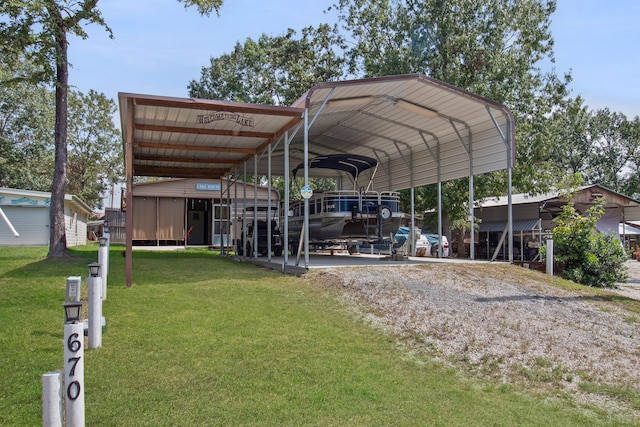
[394, 227, 449, 257]
[237, 219, 283, 257]
[424, 233, 450, 257]
[287, 154, 404, 252]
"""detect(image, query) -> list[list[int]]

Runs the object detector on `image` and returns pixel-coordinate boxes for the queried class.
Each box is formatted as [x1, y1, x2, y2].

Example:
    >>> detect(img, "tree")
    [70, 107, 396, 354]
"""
[548, 96, 592, 177]
[622, 116, 640, 198]
[551, 198, 628, 288]
[189, 24, 349, 106]
[0, 60, 55, 191]
[1, 1, 111, 256]
[0, 0, 224, 257]
[548, 100, 640, 198]
[586, 109, 639, 194]
[67, 89, 122, 208]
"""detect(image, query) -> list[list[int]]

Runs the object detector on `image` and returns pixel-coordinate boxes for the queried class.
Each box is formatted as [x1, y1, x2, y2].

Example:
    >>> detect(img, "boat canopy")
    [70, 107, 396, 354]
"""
[292, 154, 378, 180]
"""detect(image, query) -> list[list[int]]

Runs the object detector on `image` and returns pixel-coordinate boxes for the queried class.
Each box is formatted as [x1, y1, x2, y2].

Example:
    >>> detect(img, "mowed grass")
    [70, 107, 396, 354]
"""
[0, 245, 631, 426]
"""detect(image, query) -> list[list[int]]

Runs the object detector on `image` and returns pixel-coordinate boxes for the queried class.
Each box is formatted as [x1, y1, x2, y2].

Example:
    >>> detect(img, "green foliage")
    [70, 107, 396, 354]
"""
[0, 61, 55, 191]
[67, 89, 122, 208]
[176, 0, 223, 16]
[0, 60, 123, 207]
[552, 198, 628, 287]
[188, 25, 349, 106]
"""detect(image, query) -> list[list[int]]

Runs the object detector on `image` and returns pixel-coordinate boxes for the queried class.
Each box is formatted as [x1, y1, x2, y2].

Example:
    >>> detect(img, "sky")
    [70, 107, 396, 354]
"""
[69, 0, 640, 120]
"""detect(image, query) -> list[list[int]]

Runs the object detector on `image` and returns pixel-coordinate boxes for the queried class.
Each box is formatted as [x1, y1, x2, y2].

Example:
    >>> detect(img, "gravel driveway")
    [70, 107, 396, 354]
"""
[308, 261, 640, 417]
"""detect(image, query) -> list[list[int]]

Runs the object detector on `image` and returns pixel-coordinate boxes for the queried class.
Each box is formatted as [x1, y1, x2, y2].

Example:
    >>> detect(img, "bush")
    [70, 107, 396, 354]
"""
[551, 198, 628, 288]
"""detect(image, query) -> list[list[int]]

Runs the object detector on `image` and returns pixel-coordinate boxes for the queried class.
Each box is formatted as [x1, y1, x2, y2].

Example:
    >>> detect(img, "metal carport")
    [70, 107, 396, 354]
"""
[119, 73, 515, 286]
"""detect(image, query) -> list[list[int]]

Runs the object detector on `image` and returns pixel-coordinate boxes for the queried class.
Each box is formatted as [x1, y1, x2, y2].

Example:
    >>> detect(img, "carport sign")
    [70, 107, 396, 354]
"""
[301, 185, 313, 199]
[196, 183, 221, 191]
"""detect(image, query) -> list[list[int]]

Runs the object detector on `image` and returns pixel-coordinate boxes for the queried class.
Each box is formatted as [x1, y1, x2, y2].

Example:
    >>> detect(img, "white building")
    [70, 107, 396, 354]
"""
[0, 188, 93, 247]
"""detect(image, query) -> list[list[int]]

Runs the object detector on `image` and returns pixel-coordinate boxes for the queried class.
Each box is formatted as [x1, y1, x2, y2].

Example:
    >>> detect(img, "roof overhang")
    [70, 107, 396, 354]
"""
[118, 93, 305, 179]
[478, 185, 640, 221]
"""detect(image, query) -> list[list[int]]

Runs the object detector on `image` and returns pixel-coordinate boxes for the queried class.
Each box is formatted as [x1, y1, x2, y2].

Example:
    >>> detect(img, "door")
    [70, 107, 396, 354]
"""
[187, 199, 212, 245]
[213, 204, 230, 248]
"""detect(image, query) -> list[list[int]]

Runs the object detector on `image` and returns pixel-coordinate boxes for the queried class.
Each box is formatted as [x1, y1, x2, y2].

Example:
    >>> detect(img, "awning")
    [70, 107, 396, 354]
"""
[118, 94, 305, 179]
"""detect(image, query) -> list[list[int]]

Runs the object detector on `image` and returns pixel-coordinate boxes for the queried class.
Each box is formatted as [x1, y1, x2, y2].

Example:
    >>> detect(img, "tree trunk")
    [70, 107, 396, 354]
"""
[48, 24, 69, 257]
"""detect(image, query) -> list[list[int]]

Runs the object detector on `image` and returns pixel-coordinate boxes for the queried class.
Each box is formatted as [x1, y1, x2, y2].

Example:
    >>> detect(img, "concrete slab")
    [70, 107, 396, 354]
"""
[244, 252, 487, 274]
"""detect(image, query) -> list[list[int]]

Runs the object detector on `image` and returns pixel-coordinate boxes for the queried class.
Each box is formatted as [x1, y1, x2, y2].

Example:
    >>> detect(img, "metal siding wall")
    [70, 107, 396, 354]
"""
[158, 198, 185, 240]
[65, 210, 88, 247]
[0, 207, 48, 246]
[133, 197, 158, 240]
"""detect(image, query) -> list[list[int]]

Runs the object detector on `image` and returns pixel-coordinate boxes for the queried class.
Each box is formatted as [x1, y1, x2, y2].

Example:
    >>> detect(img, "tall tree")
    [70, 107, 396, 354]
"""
[622, 116, 640, 198]
[189, 24, 349, 106]
[67, 89, 122, 208]
[1, 1, 111, 256]
[0, 0, 223, 257]
[586, 109, 638, 193]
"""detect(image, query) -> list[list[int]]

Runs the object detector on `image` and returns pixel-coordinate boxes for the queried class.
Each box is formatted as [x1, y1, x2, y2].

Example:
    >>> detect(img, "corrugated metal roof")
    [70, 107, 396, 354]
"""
[119, 74, 515, 191]
[119, 94, 305, 179]
[477, 185, 640, 221]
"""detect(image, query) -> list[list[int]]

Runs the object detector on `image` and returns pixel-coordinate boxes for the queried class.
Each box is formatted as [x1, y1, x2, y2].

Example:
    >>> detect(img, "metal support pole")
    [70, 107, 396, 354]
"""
[42, 370, 63, 427]
[284, 131, 290, 265]
[303, 109, 310, 267]
[63, 322, 85, 427]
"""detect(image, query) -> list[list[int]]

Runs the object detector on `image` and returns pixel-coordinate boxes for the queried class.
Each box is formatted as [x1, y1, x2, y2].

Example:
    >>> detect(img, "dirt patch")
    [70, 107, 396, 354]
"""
[615, 260, 640, 301]
[308, 262, 640, 419]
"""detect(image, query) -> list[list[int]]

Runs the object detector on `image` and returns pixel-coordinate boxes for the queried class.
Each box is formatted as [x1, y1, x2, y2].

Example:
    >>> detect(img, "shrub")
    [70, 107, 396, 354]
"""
[551, 198, 628, 288]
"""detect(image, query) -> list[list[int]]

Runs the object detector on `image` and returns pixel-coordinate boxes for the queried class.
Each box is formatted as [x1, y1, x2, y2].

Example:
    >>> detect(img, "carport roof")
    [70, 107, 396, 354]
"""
[119, 74, 515, 191]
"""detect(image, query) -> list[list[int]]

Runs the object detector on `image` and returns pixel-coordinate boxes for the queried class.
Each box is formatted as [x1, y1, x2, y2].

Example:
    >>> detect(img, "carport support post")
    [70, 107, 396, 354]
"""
[284, 130, 290, 265]
[254, 155, 258, 258]
[303, 109, 310, 267]
[268, 145, 272, 261]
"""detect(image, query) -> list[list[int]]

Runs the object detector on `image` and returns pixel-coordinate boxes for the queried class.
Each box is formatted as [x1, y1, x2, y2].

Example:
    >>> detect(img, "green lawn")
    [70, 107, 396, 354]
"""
[0, 245, 633, 425]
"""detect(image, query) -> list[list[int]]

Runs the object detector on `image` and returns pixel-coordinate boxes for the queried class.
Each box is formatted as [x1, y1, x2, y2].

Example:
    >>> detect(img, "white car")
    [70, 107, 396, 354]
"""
[395, 227, 449, 257]
[423, 233, 450, 257]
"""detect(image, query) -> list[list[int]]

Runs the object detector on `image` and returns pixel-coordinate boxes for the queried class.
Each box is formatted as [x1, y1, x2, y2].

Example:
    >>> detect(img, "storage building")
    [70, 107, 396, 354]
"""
[0, 187, 92, 247]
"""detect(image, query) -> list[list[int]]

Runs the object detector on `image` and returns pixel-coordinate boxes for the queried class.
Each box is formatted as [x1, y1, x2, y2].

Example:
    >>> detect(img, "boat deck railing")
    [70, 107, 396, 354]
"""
[290, 190, 400, 216]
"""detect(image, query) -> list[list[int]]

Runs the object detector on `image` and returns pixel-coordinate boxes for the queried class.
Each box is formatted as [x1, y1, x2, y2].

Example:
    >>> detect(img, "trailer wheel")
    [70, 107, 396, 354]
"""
[378, 205, 392, 222]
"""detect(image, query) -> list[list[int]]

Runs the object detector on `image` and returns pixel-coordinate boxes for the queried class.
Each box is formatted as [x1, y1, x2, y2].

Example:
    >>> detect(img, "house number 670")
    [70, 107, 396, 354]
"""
[66, 333, 82, 401]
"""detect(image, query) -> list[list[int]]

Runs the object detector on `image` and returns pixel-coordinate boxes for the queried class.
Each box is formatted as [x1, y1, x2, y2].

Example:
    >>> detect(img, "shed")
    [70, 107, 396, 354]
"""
[0, 188, 93, 247]
[474, 185, 640, 260]
[123, 178, 279, 247]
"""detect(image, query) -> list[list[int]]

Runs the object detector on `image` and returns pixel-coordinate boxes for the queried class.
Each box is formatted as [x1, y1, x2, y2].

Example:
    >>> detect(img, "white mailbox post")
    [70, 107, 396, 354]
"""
[62, 301, 85, 427]
[42, 370, 63, 427]
[98, 237, 108, 300]
[87, 262, 102, 349]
